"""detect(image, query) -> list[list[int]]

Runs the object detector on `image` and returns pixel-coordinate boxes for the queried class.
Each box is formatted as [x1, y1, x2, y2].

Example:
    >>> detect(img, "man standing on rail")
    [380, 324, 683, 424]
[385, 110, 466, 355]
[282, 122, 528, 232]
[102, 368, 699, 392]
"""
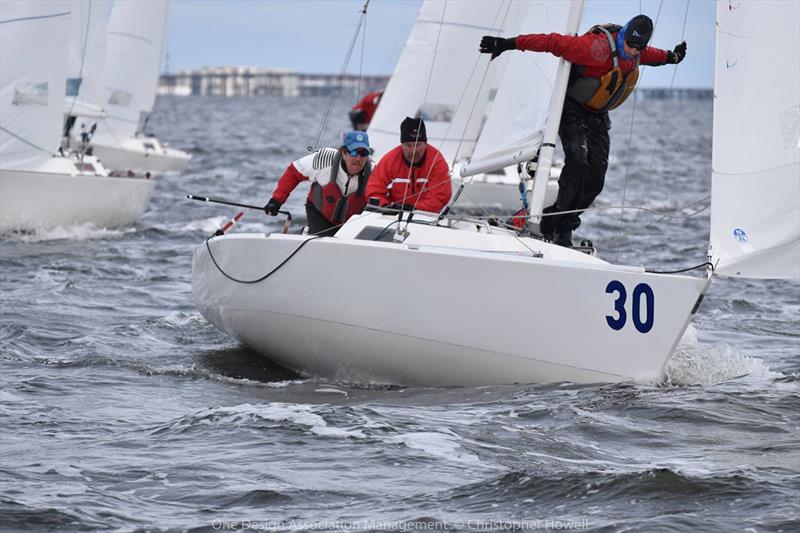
[479, 15, 686, 247]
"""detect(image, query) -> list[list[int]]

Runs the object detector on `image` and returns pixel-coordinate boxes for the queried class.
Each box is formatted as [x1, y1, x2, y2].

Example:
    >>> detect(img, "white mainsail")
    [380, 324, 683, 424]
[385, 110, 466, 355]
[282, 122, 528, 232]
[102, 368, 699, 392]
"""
[92, 0, 169, 145]
[710, 0, 800, 279]
[0, 1, 71, 171]
[367, 0, 510, 164]
[64, 0, 110, 119]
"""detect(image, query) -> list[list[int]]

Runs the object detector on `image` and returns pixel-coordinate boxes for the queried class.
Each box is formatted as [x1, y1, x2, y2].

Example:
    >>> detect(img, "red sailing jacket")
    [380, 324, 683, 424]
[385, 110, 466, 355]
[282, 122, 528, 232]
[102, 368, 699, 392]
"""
[366, 144, 452, 213]
[351, 91, 382, 124]
[514, 32, 669, 79]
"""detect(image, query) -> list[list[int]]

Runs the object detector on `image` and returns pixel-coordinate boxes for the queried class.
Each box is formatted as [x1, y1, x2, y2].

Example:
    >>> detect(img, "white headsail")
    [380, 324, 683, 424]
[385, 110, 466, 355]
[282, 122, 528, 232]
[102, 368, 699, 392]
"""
[65, 0, 110, 119]
[367, 0, 511, 164]
[0, 1, 71, 171]
[461, 0, 580, 178]
[710, 0, 800, 279]
[92, 0, 169, 145]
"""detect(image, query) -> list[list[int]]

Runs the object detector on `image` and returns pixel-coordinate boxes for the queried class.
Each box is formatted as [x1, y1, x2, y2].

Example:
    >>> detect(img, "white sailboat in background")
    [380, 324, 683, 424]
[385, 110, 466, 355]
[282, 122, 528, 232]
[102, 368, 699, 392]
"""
[62, 0, 110, 143]
[0, 0, 155, 234]
[368, 0, 562, 213]
[191, 0, 797, 386]
[90, 0, 191, 173]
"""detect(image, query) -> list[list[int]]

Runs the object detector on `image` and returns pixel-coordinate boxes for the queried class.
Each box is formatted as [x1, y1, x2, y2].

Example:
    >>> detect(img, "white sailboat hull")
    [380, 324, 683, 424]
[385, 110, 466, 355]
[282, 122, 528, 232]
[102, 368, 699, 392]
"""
[193, 213, 708, 386]
[0, 166, 155, 233]
[92, 136, 191, 173]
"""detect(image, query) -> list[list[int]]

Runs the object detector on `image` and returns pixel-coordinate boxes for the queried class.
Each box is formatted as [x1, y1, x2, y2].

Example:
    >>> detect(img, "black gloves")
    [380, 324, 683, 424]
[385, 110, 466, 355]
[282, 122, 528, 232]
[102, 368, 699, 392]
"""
[264, 198, 282, 216]
[479, 36, 516, 60]
[667, 41, 687, 64]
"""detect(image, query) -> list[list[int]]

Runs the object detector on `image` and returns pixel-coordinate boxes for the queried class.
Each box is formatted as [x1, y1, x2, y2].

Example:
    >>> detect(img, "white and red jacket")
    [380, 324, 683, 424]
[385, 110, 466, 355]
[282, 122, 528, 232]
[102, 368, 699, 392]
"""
[365, 145, 451, 213]
[271, 148, 372, 224]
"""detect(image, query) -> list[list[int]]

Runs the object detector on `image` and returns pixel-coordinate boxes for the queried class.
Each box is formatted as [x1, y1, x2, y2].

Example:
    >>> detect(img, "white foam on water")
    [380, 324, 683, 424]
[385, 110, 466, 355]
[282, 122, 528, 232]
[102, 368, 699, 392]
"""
[8, 223, 134, 243]
[177, 216, 227, 233]
[384, 431, 481, 465]
[206, 403, 366, 438]
[664, 340, 782, 387]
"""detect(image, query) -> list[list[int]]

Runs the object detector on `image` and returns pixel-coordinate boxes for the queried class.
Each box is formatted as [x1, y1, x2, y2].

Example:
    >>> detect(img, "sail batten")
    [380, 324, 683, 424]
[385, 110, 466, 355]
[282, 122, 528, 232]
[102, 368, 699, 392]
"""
[710, 0, 800, 279]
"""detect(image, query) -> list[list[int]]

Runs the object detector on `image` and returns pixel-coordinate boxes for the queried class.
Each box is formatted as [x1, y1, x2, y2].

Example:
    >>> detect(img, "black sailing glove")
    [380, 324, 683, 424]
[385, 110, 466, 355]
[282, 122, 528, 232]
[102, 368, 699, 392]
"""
[479, 36, 516, 60]
[667, 41, 687, 64]
[264, 198, 282, 216]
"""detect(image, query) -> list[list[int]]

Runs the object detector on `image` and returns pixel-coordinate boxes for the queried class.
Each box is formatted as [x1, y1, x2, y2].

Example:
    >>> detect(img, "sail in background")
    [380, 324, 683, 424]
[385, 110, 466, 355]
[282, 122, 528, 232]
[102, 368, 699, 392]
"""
[710, 0, 800, 279]
[65, 0, 110, 119]
[0, 1, 71, 170]
[92, 0, 169, 145]
[367, 0, 509, 164]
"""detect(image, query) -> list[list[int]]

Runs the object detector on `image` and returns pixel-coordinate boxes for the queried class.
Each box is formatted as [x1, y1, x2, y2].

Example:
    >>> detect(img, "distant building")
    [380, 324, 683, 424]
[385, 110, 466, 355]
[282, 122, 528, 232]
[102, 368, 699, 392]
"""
[158, 67, 388, 97]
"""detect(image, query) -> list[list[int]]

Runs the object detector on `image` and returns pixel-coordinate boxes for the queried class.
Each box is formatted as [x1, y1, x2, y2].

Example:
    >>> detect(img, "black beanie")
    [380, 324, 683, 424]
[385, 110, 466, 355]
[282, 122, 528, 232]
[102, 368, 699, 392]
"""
[624, 15, 653, 48]
[400, 116, 427, 143]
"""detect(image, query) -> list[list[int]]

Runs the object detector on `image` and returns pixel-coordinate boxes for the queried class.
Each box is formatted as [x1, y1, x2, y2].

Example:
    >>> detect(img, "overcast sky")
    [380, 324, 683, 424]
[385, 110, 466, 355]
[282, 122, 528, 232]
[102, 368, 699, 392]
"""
[165, 0, 716, 88]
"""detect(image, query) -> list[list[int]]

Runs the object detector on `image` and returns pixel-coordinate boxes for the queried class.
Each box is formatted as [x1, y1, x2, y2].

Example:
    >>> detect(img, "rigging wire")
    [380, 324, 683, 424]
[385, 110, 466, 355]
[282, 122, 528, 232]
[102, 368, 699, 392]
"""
[308, 0, 370, 152]
[622, 0, 693, 256]
[615, 0, 692, 262]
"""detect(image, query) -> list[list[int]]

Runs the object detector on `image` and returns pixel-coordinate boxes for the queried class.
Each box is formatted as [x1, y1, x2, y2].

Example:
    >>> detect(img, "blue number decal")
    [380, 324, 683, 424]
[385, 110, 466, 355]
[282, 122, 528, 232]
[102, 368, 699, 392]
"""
[632, 283, 655, 333]
[605, 280, 627, 330]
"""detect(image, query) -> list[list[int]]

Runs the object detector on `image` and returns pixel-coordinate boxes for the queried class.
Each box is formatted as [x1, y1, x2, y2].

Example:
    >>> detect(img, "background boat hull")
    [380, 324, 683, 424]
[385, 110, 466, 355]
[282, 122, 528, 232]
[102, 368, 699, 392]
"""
[0, 168, 155, 233]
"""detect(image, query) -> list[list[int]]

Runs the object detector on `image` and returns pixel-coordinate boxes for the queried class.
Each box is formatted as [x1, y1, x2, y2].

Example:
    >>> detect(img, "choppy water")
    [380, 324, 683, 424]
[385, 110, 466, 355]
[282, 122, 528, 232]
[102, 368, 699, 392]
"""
[1, 95, 798, 532]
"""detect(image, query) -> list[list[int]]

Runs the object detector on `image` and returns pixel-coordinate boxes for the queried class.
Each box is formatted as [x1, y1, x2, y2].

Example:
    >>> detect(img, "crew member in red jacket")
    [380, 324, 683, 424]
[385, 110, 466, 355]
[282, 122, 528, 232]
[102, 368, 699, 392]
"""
[365, 116, 452, 213]
[349, 90, 383, 131]
[480, 15, 686, 247]
[264, 131, 372, 236]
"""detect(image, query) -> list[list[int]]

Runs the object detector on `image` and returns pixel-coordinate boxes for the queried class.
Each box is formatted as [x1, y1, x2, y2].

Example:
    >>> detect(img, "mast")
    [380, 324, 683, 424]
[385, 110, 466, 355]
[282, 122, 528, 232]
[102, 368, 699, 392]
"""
[526, 0, 585, 232]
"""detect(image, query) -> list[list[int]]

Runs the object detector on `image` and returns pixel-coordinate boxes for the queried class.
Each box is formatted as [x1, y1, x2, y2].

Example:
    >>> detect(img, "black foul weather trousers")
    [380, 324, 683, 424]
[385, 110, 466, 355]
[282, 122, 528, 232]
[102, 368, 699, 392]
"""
[305, 201, 338, 237]
[540, 98, 610, 238]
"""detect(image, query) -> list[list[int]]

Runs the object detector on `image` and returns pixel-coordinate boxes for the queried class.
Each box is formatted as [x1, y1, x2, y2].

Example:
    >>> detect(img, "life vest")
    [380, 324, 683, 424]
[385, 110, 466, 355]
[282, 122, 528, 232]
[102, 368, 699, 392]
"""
[566, 24, 640, 113]
[310, 150, 371, 224]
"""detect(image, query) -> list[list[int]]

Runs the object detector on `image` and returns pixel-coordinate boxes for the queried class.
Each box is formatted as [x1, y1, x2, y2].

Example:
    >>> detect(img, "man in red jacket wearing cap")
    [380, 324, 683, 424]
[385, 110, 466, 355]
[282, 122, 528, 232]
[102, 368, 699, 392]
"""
[480, 15, 686, 247]
[366, 116, 452, 213]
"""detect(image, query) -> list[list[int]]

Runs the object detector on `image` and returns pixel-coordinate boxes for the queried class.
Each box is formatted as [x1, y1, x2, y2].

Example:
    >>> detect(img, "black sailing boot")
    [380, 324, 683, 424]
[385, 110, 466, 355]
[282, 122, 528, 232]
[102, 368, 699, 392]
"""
[552, 229, 573, 248]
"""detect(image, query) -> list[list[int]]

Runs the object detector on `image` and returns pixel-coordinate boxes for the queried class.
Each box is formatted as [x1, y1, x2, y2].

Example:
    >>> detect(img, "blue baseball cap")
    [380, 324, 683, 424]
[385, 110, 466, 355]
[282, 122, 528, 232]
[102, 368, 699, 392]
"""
[343, 131, 370, 152]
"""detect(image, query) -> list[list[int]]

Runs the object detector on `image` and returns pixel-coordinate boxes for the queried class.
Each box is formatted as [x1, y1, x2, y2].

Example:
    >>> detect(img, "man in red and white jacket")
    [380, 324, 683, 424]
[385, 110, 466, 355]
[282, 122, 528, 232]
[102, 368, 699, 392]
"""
[365, 117, 451, 214]
[264, 131, 372, 236]
[480, 15, 686, 246]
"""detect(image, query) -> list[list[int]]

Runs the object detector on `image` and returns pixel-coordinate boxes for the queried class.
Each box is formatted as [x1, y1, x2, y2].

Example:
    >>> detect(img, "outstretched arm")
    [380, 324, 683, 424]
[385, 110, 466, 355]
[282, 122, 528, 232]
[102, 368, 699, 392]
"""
[641, 41, 686, 66]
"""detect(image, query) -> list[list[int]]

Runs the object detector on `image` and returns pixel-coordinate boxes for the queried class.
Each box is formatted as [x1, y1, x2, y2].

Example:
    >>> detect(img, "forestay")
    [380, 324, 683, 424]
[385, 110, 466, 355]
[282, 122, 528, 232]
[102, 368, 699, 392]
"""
[92, 0, 169, 145]
[710, 0, 800, 279]
[0, 1, 71, 171]
[462, 0, 576, 177]
[367, 0, 509, 163]
[65, 0, 110, 119]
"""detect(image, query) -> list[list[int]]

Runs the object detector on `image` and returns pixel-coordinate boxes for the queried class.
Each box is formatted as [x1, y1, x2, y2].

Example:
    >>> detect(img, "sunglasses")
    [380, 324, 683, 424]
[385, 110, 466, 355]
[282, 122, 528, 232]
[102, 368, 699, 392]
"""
[626, 40, 646, 51]
[348, 148, 369, 157]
